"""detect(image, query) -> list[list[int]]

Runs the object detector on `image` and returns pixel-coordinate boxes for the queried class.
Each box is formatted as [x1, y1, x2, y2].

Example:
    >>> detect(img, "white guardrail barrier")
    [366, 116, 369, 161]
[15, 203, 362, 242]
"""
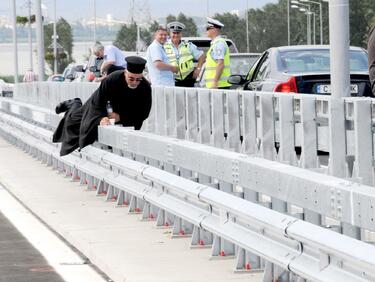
[0, 82, 374, 281]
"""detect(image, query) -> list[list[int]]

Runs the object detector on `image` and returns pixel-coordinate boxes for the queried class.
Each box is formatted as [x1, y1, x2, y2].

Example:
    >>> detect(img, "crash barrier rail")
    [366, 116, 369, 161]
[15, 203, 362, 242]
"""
[14, 81, 99, 110]
[9, 84, 375, 273]
[2, 96, 375, 235]
[0, 97, 61, 130]
[14, 82, 375, 189]
[0, 109, 374, 282]
[9, 84, 375, 235]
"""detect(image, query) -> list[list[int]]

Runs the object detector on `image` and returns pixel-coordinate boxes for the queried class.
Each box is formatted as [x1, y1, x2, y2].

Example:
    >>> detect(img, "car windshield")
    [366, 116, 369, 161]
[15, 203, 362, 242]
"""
[230, 54, 260, 76]
[186, 40, 238, 54]
[279, 49, 368, 73]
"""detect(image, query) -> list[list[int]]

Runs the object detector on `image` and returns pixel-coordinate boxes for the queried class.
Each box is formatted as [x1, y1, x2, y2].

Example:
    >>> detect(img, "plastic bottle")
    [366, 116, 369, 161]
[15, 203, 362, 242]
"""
[106, 101, 113, 115]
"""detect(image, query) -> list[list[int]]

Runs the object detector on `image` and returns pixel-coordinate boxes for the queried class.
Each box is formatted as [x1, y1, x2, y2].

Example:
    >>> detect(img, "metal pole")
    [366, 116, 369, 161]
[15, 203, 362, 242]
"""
[287, 0, 290, 46]
[35, 0, 45, 81]
[12, 0, 19, 83]
[330, 0, 350, 99]
[207, 0, 209, 17]
[53, 0, 57, 74]
[93, 0, 97, 43]
[300, 0, 323, 44]
[306, 13, 311, 44]
[312, 12, 316, 45]
[328, 0, 360, 239]
[308, 10, 311, 44]
[136, 23, 140, 53]
[328, 0, 350, 177]
[319, 2, 323, 44]
[246, 0, 249, 52]
[27, 0, 33, 70]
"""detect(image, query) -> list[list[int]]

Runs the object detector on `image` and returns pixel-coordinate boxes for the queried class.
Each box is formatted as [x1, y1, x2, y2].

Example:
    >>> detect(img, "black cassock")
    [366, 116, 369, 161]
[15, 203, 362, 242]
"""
[53, 70, 152, 156]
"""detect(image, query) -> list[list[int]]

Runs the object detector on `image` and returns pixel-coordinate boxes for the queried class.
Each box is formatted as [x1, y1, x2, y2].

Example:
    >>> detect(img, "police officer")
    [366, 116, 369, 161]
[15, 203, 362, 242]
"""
[164, 21, 205, 87]
[205, 17, 231, 89]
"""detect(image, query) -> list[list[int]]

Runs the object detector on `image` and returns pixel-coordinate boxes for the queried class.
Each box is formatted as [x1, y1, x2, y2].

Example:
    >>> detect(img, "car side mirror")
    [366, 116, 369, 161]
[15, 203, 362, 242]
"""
[89, 66, 98, 72]
[66, 74, 74, 80]
[75, 65, 84, 72]
[228, 75, 245, 85]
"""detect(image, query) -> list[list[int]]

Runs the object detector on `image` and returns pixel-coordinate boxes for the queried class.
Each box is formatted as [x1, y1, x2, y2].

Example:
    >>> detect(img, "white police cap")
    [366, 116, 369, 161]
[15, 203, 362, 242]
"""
[206, 17, 224, 29]
[167, 21, 185, 32]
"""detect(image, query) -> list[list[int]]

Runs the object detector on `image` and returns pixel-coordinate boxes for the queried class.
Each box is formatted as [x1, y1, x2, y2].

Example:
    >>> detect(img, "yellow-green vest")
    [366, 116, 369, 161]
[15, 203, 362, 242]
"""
[164, 42, 194, 80]
[205, 37, 231, 88]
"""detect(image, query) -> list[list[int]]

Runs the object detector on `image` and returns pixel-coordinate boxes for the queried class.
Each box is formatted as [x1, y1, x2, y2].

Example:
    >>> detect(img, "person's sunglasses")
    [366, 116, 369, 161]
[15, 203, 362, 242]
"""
[128, 77, 143, 82]
[172, 31, 181, 34]
[206, 26, 215, 31]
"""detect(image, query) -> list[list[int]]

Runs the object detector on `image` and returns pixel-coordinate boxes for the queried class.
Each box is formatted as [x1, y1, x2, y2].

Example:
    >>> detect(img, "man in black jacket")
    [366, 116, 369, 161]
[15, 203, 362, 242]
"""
[53, 56, 151, 156]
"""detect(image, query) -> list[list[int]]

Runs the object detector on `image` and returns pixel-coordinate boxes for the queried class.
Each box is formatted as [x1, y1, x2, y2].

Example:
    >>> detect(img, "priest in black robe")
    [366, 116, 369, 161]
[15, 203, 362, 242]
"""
[53, 56, 152, 156]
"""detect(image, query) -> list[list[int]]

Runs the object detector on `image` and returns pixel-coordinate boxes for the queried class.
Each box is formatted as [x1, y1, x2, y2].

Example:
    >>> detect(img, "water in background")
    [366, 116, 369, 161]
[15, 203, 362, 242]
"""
[0, 41, 112, 76]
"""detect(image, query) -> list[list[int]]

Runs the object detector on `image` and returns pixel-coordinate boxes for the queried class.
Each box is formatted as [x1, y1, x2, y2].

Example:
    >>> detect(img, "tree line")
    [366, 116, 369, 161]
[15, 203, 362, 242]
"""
[114, 0, 375, 53]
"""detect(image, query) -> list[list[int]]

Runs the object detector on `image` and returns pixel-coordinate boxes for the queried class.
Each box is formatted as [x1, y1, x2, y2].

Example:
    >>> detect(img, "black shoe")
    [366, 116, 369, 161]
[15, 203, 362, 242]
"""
[55, 98, 82, 114]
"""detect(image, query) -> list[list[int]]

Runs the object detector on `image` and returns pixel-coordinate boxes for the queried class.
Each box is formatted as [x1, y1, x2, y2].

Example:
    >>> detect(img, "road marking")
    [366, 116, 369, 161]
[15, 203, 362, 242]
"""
[0, 184, 108, 282]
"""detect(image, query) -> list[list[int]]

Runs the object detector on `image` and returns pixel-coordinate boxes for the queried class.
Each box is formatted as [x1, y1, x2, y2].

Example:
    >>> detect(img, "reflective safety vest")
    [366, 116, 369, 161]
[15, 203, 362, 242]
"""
[164, 42, 194, 80]
[205, 37, 231, 88]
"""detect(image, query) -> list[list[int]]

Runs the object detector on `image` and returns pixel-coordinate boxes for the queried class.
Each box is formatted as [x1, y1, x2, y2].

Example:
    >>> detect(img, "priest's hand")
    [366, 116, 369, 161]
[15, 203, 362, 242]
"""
[100, 117, 110, 126]
[108, 112, 120, 122]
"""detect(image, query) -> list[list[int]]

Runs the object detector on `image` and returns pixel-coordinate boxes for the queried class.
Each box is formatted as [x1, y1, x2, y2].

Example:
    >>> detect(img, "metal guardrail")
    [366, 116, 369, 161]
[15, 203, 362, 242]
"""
[4, 82, 375, 280]
[0, 97, 61, 129]
[0, 109, 374, 281]
[3, 98, 375, 234]
[97, 126, 375, 232]
[13, 83, 375, 187]
[14, 82, 98, 110]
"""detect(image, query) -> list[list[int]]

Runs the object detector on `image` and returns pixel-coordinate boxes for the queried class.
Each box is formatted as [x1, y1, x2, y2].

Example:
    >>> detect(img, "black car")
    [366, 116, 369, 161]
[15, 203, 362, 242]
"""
[229, 45, 373, 97]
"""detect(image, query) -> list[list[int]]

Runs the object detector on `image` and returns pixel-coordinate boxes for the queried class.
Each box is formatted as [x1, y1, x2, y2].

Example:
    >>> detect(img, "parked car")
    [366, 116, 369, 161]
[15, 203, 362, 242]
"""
[183, 37, 239, 54]
[0, 79, 14, 97]
[47, 74, 65, 82]
[62, 63, 86, 82]
[84, 55, 104, 82]
[228, 45, 373, 97]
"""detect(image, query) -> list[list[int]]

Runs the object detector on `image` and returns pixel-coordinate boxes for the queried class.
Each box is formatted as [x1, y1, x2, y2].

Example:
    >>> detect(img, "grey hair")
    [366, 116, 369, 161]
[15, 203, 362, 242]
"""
[92, 43, 104, 54]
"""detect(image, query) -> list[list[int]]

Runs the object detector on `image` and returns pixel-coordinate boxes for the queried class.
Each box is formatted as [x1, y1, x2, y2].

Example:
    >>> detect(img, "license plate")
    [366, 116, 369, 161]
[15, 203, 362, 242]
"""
[316, 84, 358, 94]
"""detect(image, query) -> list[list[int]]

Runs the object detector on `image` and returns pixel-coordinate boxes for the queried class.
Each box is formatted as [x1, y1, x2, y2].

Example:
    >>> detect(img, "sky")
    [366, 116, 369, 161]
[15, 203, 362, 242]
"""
[0, 0, 278, 22]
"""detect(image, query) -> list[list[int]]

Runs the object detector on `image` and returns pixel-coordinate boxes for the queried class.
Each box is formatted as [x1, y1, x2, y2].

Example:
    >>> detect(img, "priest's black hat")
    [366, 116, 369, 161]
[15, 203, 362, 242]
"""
[125, 56, 146, 74]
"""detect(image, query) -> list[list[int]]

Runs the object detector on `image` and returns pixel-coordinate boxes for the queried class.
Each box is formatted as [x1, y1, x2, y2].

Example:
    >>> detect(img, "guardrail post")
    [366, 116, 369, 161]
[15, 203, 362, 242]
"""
[197, 89, 211, 145]
[299, 96, 323, 228]
[299, 96, 319, 169]
[143, 87, 157, 133]
[210, 89, 225, 148]
[164, 87, 176, 137]
[352, 99, 374, 186]
[185, 88, 199, 142]
[277, 95, 297, 166]
[174, 87, 186, 139]
[259, 94, 276, 160]
[240, 91, 258, 155]
[226, 91, 241, 152]
[154, 86, 167, 136]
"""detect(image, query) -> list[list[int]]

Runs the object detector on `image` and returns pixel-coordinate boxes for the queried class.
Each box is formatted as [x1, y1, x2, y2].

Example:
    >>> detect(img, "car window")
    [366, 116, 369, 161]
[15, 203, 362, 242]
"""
[252, 53, 270, 82]
[246, 54, 264, 81]
[230, 54, 260, 76]
[279, 49, 368, 73]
